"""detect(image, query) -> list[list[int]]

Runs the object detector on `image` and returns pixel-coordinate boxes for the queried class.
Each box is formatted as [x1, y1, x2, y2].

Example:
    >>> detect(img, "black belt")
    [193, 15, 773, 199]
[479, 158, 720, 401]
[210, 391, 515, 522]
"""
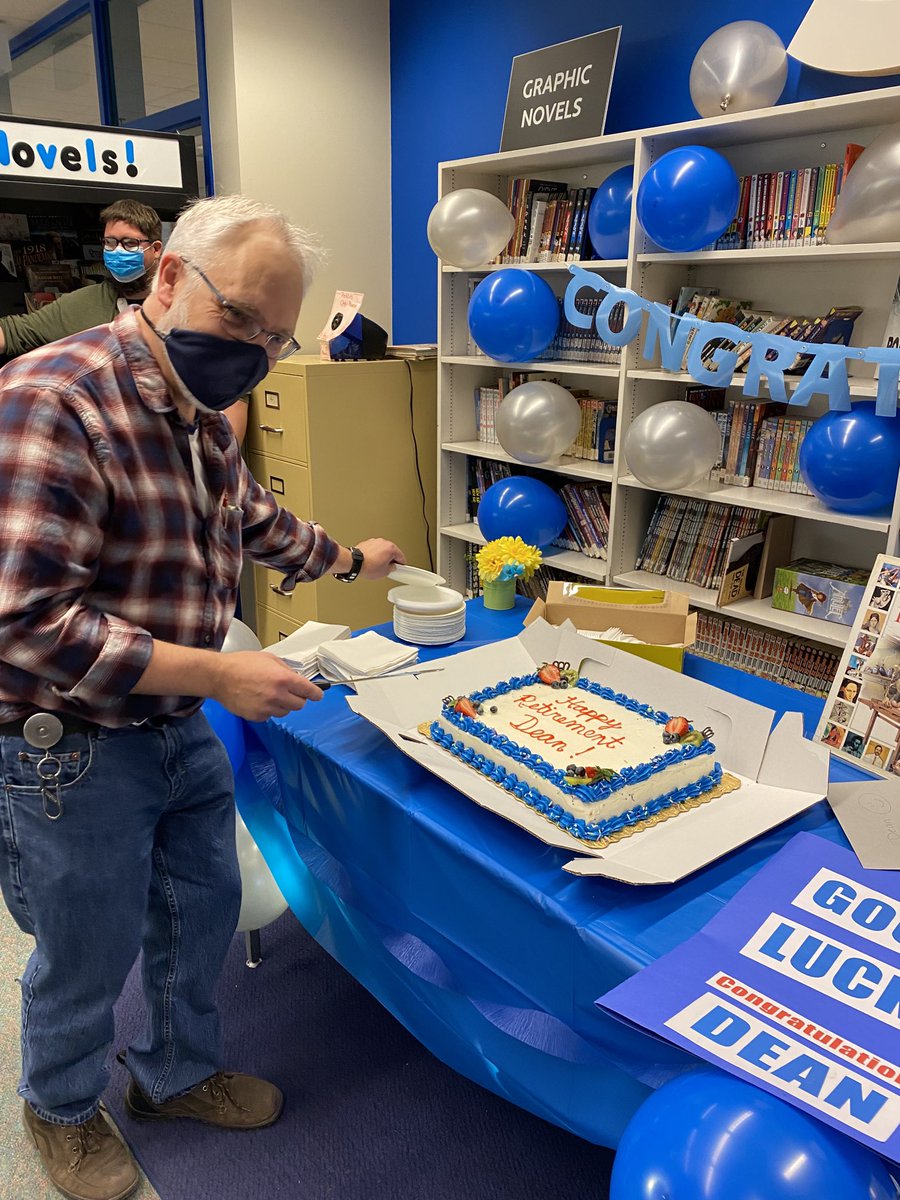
[0, 712, 176, 739]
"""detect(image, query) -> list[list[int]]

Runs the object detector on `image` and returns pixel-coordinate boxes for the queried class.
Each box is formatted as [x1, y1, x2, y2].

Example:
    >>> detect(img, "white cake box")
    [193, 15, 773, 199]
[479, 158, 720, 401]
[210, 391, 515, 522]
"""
[346, 619, 828, 885]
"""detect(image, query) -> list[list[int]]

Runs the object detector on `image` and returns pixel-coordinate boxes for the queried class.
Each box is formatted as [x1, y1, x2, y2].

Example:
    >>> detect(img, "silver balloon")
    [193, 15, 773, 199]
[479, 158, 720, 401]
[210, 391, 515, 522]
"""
[495, 381, 582, 464]
[690, 21, 788, 118]
[235, 809, 288, 932]
[826, 123, 900, 244]
[222, 617, 262, 654]
[624, 402, 722, 490]
[427, 189, 515, 269]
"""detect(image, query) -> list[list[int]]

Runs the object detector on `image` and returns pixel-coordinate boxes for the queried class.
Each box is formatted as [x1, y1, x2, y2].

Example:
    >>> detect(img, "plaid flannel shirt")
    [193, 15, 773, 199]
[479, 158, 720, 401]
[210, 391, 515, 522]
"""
[0, 309, 339, 726]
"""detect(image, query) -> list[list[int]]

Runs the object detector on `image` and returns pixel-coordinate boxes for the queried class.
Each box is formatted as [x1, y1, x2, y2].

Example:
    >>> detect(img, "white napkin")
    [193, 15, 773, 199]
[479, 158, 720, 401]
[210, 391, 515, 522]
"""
[577, 625, 644, 644]
[577, 626, 683, 648]
[317, 630, 417, 681]
[263, 621, 351, 675]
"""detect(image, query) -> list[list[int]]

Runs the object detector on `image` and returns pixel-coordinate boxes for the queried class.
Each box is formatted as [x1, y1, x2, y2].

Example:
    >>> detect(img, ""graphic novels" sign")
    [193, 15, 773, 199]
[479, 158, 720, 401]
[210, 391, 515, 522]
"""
[500, 29, 620, 153]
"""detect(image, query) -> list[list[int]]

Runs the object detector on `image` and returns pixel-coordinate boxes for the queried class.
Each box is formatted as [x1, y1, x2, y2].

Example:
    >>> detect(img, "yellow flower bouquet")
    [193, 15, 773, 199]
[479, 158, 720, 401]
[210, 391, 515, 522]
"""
[476, 537, 542, 609]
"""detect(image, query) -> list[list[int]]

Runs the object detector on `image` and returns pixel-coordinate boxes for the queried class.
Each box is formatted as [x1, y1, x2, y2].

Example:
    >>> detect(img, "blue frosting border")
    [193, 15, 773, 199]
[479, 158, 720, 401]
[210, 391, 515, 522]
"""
[441, 673, 713, 801]
[433, 672, 720, 844]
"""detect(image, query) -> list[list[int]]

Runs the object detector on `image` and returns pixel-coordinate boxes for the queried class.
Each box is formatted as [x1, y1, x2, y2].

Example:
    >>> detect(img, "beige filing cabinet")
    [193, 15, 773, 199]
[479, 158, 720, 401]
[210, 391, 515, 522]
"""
[244, 355, 437, 642]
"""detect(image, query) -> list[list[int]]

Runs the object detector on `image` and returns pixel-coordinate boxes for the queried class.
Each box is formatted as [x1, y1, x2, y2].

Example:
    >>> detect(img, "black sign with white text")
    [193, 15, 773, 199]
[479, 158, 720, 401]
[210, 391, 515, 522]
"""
[500, 28, 621, 153]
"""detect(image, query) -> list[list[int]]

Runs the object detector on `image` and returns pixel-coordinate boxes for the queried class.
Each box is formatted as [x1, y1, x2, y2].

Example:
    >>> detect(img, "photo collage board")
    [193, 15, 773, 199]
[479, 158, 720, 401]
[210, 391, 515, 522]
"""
[815, 554, 900, 776]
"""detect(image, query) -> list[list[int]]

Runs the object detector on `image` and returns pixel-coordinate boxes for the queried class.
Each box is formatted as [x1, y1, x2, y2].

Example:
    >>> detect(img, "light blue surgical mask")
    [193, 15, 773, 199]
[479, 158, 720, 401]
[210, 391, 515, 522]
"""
[103, 247, 146, 283]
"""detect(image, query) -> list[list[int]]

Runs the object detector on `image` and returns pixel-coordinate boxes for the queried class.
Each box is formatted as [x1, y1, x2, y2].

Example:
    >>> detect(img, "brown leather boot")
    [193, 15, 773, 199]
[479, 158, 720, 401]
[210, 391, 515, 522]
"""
[124, 1071, 283, 1129]
[23, 1102, 139, 1200]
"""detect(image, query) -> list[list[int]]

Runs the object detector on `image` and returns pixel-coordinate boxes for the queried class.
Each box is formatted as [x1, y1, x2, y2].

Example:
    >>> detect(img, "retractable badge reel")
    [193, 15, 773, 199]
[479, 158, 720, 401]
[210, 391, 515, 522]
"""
[23, 713, 65, 821]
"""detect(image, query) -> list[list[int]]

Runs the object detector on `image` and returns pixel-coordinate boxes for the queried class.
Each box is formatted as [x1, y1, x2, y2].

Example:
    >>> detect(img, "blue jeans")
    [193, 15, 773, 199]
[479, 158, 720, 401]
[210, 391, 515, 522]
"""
[0, 710, 241, 1125]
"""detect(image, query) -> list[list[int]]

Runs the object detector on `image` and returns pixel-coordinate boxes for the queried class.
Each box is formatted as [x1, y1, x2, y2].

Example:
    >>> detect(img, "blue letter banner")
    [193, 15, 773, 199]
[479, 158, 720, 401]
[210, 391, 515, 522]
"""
[598, 833, 900, 1163]
[563, 268, 900, 416]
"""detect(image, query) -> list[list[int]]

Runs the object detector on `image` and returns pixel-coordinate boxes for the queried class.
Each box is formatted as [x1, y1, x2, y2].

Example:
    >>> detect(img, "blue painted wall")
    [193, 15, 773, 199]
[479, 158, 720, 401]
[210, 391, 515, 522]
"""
[389, 1, 900, 343]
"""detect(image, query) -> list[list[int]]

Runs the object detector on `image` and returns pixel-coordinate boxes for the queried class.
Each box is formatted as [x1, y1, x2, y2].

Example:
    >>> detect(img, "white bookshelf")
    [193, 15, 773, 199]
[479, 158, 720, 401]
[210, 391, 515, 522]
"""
[436, 84, 900, 657]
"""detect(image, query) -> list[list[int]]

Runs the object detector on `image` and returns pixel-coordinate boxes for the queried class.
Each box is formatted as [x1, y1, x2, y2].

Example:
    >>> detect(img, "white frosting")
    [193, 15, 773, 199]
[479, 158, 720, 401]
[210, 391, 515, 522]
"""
[434, 680, 718, 825]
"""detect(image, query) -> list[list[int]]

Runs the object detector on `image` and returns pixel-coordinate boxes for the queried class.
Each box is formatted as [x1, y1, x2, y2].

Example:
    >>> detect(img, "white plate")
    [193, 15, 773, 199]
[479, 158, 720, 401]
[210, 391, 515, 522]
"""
[394, 626, 465, 646]
[392, 608, 465, 624]
[388, 564, 446, 587]
[393, 607, 466, 626]
[388, 585, 464, 614]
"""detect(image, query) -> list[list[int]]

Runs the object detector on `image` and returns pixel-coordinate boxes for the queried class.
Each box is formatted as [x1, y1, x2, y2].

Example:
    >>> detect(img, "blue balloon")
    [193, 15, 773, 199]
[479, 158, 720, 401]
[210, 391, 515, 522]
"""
[477, 476, 567, 547]
[800, 402, 900, 515]
[467, 269, 559, 363]
[202, 698, 246, 774]
[636, 145, 740, 252]
[611, 1068, 898, 1200]
[587, 166, 633, 260]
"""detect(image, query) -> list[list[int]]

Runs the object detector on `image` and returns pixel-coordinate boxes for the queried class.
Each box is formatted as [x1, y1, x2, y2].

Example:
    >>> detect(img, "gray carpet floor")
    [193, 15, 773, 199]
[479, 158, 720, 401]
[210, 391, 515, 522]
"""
[0, 899, 160, 1200]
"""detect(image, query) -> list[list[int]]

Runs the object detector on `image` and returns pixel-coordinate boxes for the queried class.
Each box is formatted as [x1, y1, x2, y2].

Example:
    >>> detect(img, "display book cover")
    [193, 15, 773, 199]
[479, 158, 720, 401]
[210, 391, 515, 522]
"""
[346, 619, 827, 884]
[815, 553, 900, 778]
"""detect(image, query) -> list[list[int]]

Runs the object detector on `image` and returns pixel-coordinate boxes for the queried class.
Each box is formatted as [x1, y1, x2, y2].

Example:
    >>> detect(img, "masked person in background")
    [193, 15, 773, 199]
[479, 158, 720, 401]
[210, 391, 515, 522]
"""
[0, 198, 248, 442]
[0, 193, 406, 1200]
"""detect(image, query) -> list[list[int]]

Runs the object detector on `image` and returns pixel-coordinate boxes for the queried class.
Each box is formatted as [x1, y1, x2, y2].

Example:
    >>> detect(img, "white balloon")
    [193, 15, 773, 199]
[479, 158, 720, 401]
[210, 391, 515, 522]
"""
[495, 381, 582, 464]
[624, 402, 722, 490]
[222, 618, 261, 654]
[427, 189, 515, 269]
[825, 122, 900, 244]
[235, 810, 288, 933]
[690, 22, 787, 118]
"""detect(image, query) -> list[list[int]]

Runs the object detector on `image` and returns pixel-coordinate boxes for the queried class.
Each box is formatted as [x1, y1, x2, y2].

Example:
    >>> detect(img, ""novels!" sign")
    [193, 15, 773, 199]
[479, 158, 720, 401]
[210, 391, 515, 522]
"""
[0, 119, 184, 189]
[500, 28, 621, 153]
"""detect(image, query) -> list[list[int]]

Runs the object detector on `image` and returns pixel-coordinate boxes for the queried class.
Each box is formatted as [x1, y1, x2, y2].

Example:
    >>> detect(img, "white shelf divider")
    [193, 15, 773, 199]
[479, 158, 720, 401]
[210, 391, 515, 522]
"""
[614, 571, 850, 648]
[442, 355, 621, 377]
[444, 441, 614, 483]
[616, 473, 891, 532]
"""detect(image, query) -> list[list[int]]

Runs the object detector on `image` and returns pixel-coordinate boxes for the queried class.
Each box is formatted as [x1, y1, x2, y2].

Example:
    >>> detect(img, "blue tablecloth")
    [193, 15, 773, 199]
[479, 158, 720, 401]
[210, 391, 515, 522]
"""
[237, 598, 866, 1149]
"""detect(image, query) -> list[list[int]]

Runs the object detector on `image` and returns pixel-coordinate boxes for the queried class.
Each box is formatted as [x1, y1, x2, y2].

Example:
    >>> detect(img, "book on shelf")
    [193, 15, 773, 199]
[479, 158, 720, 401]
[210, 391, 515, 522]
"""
[636, 496, 768, 591]
[715, 513, 794, 607]
[711, 144, 863, 251]
[882, 276, 900, 352]
[694, 611, 840, 697]
[466, 456, 512, 521]
[553, 483, 610, 558]
[0, 241, 15, 281]
[660, 284, 863, 383]
[500, 178, 597, 264]
[24, 262, 76, 293]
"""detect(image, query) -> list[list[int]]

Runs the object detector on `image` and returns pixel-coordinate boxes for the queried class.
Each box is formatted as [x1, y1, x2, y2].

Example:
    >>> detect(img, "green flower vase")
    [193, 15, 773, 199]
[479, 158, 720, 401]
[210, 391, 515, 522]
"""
[482, 578, 516, 611]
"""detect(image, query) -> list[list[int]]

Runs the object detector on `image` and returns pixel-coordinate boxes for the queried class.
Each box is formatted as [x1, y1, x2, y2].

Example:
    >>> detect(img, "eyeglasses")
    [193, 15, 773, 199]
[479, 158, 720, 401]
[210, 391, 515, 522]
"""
[182, 258, 301, 360]
[101, 236, 153, 252]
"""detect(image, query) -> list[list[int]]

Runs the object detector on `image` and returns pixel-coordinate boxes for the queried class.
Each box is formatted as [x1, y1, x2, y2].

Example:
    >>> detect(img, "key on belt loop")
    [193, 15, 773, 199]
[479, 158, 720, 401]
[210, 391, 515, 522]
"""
[22, 714, 65, 821]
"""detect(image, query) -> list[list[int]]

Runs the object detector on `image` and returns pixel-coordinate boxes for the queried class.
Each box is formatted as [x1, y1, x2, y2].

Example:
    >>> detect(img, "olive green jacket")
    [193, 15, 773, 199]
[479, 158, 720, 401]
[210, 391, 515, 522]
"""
[0, 280, 124, 357]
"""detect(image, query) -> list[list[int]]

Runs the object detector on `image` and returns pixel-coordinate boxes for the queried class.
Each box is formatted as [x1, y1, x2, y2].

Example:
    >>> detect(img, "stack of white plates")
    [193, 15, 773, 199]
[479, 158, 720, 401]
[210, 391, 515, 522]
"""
[387, 566, 465, 646]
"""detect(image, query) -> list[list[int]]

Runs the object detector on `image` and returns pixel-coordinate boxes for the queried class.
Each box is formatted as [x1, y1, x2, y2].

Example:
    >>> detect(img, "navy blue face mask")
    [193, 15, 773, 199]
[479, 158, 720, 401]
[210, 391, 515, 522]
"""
[142, 312, 269, 412]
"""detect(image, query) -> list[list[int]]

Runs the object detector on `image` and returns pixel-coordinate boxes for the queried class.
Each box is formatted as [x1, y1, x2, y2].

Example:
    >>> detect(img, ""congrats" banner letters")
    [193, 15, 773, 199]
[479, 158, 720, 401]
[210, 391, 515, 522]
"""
[565, 265, 900, 416]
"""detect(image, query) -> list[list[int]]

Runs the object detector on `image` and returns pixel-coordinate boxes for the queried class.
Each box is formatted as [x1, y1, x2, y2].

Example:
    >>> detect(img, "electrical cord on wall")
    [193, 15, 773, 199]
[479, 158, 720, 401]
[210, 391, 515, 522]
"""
[404, 359, 434, 572]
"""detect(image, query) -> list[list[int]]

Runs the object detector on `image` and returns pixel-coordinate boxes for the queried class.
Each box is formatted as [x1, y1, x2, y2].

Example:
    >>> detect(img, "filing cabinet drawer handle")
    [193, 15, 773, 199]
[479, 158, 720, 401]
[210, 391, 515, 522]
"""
[270, 584, 293, 598]
[259, 424, 284, 434]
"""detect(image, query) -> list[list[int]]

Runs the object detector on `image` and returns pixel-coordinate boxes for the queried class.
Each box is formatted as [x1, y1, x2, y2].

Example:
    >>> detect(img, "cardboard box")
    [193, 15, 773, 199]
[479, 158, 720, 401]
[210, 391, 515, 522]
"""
[771, 558, 869, 627]
[347, 620, 828, 884]
[524, 582, 695, 672]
